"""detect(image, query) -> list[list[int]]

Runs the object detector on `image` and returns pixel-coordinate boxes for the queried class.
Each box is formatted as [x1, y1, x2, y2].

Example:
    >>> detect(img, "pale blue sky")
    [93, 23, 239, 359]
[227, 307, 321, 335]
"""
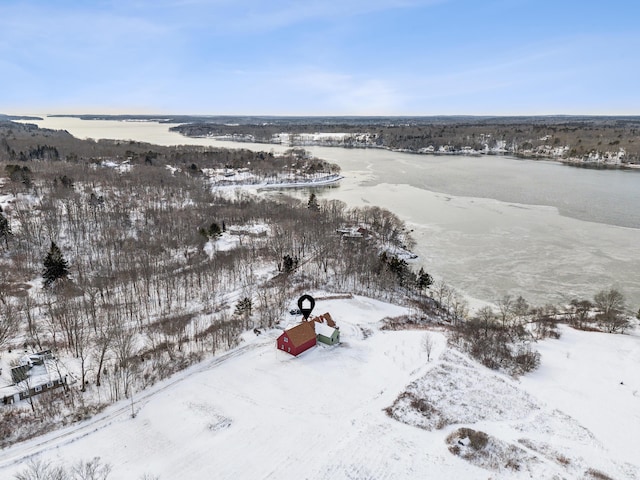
[2, 0, 639, 115]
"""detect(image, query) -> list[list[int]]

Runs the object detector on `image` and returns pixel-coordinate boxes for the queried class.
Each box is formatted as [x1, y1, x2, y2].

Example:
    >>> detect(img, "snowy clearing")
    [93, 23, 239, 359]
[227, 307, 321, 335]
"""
[0, 300, 638, 479]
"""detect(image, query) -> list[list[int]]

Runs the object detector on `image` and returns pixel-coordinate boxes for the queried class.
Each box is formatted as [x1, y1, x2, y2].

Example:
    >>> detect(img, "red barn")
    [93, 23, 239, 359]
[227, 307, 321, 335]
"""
[277, 322, 316, 356]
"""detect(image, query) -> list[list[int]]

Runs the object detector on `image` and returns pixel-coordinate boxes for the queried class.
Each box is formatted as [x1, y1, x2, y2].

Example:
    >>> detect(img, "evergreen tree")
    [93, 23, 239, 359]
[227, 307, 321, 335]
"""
[199, 222, 222, 239]
[235, 297, 252, 316]
[282, 254, 299, 274]
[6, 164, 32, 186]
[0, 210, 11, 248]
[379, 252, 424, 288]
[208, 222, 222, 238]
[417, 267, 434, 291]
[307, 193, 320, 212]
[43, 241, 69, 287]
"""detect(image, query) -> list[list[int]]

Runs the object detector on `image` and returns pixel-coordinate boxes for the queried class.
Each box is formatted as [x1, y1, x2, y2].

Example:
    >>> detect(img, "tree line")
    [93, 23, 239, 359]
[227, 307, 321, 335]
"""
[171, 117, 640, 163]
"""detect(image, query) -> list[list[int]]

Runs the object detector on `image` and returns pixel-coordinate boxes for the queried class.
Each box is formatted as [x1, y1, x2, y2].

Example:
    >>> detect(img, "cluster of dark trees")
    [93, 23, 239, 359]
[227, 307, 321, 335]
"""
[5, 164, 32, 186]
[377, 252, 432, 290]
[0, 207, 11, 247]
[198, 221, 224, 239]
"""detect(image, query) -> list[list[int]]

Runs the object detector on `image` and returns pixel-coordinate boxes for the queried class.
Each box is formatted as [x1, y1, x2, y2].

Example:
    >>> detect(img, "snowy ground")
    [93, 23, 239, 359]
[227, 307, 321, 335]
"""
[0, 298, 638, 479]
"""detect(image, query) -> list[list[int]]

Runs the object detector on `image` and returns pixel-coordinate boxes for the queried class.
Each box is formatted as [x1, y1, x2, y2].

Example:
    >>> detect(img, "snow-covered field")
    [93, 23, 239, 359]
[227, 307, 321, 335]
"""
[1, 297, 638, 479]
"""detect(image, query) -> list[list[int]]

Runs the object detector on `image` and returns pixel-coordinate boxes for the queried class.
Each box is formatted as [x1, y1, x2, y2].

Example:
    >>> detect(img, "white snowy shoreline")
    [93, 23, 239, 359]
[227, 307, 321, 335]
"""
[255, 173, 344, 190]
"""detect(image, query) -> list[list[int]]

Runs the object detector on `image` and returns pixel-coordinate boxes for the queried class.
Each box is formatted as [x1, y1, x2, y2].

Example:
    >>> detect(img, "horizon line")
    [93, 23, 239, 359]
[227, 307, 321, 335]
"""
[5, 112, 640, 119]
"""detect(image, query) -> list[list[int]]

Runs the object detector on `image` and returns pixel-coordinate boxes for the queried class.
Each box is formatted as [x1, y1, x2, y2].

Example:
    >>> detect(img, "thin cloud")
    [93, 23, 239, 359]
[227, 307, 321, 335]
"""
[178, 0, 448, 34]
[2, 0, 639, 115]
[283, 69, 404, 114]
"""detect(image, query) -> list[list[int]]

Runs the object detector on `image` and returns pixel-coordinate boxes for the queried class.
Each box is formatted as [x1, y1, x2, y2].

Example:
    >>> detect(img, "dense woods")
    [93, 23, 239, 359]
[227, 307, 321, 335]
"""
[0, 121, 428, 445]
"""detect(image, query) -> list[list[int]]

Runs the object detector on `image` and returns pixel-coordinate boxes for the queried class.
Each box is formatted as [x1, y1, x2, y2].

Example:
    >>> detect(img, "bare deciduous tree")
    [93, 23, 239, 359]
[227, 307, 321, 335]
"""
[14, 457, 112, 480]
[496, 294, 514, 328]
[422, 333, 435, 362]
[594, 287, 629, 333]
[14, 458, 66, 480]
[70, 457, 112, 480]
[0, 292, 20, 350]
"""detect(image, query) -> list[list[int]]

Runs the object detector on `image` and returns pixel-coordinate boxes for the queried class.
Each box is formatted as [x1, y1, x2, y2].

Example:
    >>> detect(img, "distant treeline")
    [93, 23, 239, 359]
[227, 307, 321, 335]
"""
[169, 116, 640, 163]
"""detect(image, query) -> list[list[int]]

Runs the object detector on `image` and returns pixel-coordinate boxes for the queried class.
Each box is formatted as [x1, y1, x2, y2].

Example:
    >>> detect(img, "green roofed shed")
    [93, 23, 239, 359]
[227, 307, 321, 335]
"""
[315, 321, 340, 345]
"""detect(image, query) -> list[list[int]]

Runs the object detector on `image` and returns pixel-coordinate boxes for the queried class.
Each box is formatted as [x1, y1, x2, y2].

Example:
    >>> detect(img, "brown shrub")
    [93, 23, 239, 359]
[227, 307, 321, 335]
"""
[585, 468, 614, 480]
[446, 427, 489, 451]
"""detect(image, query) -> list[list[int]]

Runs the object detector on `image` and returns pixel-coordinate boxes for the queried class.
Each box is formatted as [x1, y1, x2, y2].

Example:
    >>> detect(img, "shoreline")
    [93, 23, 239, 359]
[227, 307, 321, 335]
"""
[189, 134, 639, 171]
[255, 174, 343, 190]
[15, 116, 638, 171]
[10, 116, 639, 307]
[208, 174, 344, 190]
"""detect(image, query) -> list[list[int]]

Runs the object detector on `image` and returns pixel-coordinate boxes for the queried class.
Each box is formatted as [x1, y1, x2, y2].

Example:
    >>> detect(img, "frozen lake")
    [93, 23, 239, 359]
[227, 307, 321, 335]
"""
[23, 116, 640, 309]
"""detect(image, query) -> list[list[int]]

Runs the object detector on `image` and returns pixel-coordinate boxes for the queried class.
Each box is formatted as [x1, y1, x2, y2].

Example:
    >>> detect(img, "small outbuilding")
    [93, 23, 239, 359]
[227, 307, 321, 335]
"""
[315, 321, 340, 345]
[310, 312, 340, 345]
[277, 321, 317, 356]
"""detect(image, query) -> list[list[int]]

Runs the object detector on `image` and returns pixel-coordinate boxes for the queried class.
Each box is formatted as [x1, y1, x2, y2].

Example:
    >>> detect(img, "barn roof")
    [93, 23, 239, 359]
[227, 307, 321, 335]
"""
[284, 321, 316, 347]
[312, 312, 336, 328]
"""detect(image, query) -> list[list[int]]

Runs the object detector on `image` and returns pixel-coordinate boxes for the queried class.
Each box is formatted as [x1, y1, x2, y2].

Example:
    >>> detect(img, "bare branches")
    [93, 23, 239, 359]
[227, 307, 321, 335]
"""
[422, 333, 434, 362]
[14, 457, 111, 480]
[0, 291, 20, 350]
